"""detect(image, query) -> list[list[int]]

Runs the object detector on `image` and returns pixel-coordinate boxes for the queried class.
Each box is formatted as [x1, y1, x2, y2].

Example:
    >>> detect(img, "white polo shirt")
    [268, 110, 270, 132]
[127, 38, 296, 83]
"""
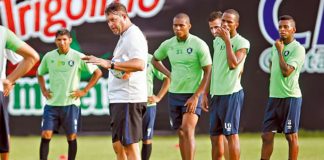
[108, 24, 148, 103]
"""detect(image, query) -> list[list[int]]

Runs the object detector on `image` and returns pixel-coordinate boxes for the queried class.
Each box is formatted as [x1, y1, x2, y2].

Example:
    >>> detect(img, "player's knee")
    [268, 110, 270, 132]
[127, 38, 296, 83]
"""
[261, 133, 273, 144]
[41, 131, 53, 139]
[285, 133, 298, 144]
[67, 134, 77, 141]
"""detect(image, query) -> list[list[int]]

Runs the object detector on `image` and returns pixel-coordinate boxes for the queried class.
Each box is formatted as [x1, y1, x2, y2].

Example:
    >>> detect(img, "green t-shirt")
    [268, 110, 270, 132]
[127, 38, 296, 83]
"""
[269, 40, 305, 98]
[0, 25, 24, 52]
[154, 34, 212, 93]
[147, 54, 166, 106]
[210, 34, 250, 95]
[38, 49, 98, 106]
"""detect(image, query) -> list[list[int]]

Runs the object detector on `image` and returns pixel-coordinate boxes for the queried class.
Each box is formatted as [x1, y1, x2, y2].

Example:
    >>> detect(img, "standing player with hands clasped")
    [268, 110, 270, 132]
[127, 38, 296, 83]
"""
[152, 13, 212, 160]
[37, 29, 102, 160]
[260, 15, 305, 160]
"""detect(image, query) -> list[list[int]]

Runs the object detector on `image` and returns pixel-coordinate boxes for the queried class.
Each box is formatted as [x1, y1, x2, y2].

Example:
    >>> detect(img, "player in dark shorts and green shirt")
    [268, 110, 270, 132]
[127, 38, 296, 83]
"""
[261, 15, 305, 160]
[141, 54, 170, 160]
[37, 29, 102, 160]
[202, 9, 250, 160]
[0, 25, 39, 160]
[152, 13, 212, 160]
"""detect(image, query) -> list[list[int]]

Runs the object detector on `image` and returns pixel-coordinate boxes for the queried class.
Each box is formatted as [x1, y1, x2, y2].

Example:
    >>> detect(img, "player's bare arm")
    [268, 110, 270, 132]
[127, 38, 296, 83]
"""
[70, 69, 102, 100]
[217, 28, 247, 70]
[185, 65, 211, 113]
[4, 43, 39, 96]
[201, 71, 211, 112]
[36, 73, 52, 99]
[275, 39, 295, 77]
[151, 56, 171, 78]
[148, 76, 170, 104]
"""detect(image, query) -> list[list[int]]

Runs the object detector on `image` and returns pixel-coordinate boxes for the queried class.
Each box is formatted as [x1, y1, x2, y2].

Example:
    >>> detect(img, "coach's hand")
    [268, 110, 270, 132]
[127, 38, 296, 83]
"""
[2, 79, 15, 96]
[82, 55, 111, 69]
[70, 90, 87, 100]
[185, 95, 198, 113]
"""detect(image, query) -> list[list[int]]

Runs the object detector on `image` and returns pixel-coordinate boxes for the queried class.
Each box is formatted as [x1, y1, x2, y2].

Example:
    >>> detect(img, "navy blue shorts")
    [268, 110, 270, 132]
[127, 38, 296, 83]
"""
[41, 104, 81, 135]
[0, 92, 10, 153]
[209, 90, 244, 136]
[110, 103, 146, 145]
[142, 106, 157, 140]
[262, 97, 302, 134]
[168, 93, 202, 130]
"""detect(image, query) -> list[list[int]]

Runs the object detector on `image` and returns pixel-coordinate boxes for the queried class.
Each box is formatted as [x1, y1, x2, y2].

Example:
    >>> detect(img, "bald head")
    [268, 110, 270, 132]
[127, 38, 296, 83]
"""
[174, 13, 191, 25]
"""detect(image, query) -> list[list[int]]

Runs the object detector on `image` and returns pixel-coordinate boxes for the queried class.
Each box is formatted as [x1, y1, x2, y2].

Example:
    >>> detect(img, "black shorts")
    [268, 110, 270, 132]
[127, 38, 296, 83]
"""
[0, 92, 10, 153]
[110, 103, 146, 145]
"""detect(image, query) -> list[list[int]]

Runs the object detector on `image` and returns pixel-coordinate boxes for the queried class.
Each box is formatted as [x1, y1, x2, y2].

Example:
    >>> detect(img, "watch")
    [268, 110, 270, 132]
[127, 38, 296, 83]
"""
[111, 62, 115, 69]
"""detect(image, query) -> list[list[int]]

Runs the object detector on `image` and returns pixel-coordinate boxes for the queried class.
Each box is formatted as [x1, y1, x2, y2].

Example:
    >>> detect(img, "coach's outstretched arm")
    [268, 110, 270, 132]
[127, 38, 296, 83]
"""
[82, 56, 145, 72]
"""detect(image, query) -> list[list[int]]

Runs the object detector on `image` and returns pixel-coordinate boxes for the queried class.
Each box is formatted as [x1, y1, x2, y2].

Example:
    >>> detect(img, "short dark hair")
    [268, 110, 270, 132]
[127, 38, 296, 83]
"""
[224, 9, 240, 22]
[209, 11, 222, 22]
[56, 28, 71, 38]
[105, 2, 128, 16]
[279, 15, 296, 27]
[174, 13, 191, 24]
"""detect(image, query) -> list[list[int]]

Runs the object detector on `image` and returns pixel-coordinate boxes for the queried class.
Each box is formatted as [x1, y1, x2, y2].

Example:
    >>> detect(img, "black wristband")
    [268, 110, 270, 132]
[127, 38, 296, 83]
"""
[111, 62, 115, 69]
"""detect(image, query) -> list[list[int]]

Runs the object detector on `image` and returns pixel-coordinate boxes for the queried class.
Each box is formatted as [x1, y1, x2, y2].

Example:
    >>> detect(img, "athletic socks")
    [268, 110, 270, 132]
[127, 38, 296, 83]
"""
[141, 143, 152, 160]
[68, 139, 77, 160]
[40, 138, 51, 160]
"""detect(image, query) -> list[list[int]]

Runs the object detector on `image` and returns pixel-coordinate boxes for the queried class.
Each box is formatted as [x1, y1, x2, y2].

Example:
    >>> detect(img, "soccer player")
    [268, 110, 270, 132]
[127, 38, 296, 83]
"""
[260, 15, 305, 160]
[202, 9, 250, 160]
[204, 10, 230, 160]
[0, 25, 39, 160]
[37, 28, 102, 160]
[142, 54, 170, 160]
[152, 13, 212, 160]
[208, 11, 223, 37]
[82, 2, 148, 160]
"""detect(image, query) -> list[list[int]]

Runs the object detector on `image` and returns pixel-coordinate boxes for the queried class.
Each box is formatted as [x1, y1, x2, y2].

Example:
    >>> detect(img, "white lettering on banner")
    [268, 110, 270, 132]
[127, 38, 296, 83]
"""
[258, 0, 324, 73]
[0, 0, 165, 43]
[8, 77, 110, 116]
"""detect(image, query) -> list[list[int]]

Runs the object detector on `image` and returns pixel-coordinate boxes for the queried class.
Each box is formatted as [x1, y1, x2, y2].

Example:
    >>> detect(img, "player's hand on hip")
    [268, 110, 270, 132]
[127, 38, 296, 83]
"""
[2, 79, 15, 96]
[42, 89, 52, 99]
[70, 90, 87, 100]
[184, 95, 198, 114]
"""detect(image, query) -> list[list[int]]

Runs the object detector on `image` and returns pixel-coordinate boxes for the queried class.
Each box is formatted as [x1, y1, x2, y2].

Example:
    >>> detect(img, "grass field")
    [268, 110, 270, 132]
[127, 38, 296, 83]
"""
[9, 131, 324, 160]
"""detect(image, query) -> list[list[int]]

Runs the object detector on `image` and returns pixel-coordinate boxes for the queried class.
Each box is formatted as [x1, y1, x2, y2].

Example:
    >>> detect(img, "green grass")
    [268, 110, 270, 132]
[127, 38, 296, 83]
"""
[9, 132, 324, 160]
